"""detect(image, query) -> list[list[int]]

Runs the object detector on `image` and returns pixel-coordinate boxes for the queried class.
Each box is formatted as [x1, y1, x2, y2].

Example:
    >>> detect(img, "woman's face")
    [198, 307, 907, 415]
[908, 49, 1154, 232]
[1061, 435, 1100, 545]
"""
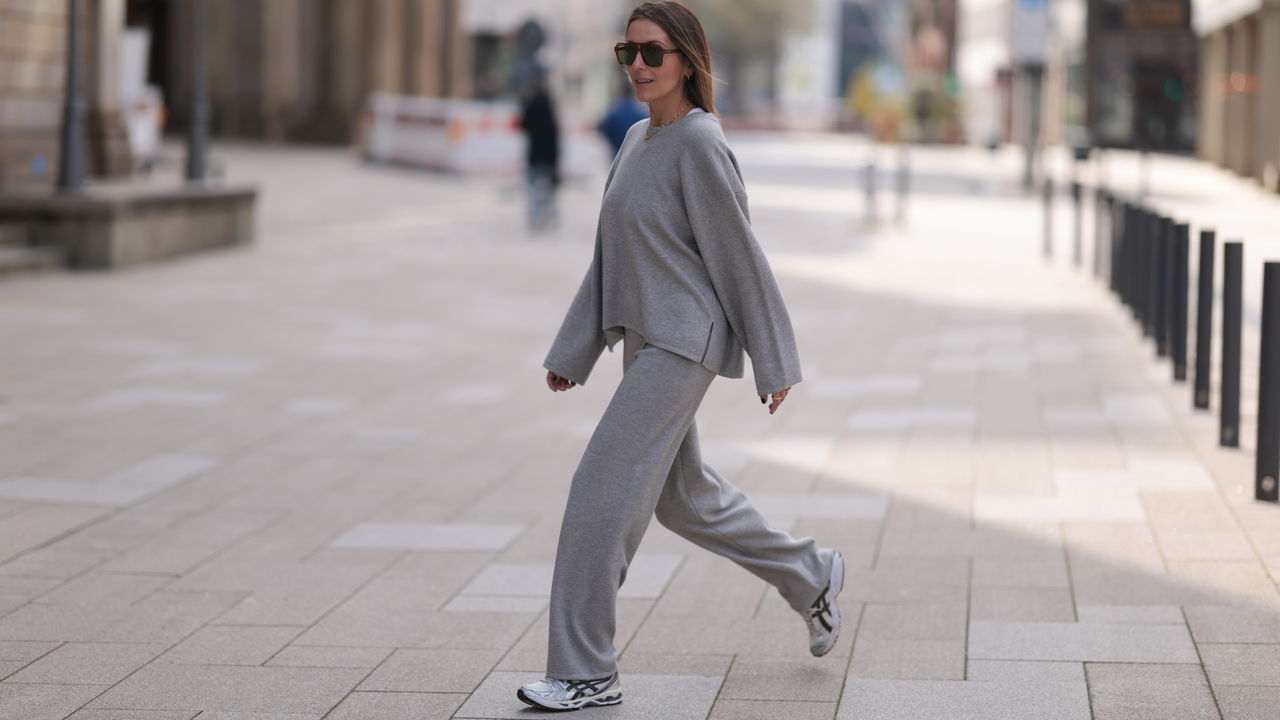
[623, 19, 690, 107]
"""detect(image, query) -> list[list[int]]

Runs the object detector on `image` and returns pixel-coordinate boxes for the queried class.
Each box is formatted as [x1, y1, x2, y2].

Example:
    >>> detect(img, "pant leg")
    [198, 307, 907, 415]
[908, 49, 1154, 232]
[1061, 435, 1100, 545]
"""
[654, 423, 834, 614]
[545, 331, 714, 679]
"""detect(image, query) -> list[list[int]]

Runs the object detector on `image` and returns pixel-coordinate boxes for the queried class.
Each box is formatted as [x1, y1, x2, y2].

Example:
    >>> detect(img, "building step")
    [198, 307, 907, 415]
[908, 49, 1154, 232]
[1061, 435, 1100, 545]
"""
[0, 245, 64, 277]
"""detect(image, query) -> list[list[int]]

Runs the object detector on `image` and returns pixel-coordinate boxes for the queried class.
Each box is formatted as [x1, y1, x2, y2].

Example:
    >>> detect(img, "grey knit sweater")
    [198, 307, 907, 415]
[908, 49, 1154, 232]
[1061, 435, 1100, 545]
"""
[544, 111, 802, 397]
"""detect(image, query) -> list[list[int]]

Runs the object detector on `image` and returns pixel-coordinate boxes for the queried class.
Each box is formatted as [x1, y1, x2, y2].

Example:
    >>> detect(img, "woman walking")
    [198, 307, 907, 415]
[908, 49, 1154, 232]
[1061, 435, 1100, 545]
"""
[518, 2, 844, 711]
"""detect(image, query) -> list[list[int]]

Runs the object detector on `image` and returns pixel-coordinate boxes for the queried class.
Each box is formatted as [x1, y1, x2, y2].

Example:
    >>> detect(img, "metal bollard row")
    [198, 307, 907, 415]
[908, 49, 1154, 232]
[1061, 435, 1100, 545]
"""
[1092, 193, 1277, 503]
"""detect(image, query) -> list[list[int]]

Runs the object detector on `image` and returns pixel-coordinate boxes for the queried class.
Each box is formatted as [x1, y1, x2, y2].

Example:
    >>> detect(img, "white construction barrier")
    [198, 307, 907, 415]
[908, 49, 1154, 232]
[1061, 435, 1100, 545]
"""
[360, 92, 605, 178]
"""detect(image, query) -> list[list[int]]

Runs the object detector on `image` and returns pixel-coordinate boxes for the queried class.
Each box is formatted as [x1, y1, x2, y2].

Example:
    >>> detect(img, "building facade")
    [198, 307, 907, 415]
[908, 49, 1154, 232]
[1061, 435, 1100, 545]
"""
[1194, 0, 1280, 191]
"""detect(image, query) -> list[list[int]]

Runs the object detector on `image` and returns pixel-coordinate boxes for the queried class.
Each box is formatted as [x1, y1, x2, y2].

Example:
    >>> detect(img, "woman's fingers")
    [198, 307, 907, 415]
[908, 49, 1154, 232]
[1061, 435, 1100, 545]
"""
[762, 387, 790, 414]
[546, 371, 576, 392]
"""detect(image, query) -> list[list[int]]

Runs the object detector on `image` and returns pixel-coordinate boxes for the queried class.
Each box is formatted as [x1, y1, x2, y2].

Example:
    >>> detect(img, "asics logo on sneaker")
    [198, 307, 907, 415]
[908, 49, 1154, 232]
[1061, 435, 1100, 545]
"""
[809, 587, 833, 631]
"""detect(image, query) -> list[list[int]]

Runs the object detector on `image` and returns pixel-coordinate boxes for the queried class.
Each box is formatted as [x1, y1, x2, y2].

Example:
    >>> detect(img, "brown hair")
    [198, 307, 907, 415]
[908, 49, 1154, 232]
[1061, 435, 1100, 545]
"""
[626, 2, 717, 117]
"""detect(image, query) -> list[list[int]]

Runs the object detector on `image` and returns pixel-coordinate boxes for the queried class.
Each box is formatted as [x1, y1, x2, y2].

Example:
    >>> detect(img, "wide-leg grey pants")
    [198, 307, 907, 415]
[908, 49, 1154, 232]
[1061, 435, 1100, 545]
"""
[546, 329, 834, 679]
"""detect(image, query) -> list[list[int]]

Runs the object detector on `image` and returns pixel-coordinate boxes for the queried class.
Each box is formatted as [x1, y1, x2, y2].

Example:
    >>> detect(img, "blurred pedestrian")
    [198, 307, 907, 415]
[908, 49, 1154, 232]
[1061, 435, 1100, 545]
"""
[520, 71, 559, 233]
[517, 1, 844, 712]
[598, 84, 647, 158]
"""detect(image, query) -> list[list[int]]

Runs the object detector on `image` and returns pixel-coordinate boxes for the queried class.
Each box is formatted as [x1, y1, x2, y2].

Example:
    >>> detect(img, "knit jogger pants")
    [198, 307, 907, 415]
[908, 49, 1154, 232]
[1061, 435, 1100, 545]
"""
[546, 329, 835, 679]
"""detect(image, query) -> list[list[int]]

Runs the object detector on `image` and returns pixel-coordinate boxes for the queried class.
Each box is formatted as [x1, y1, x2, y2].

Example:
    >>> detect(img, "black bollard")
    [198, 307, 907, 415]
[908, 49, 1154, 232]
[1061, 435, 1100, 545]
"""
[1043, 178, 1054, 259]
[1152, 207, 1162, 333]
[1221, 242, 1243, 447]
[1121, 199, 1131, 303]
[1193, 230, 1216, 408]
[1094, 190, 1107, 278]
[1256, 262, 1280, 502]
[1171, 223, 1189, 380]
[1155, 217, 1173, 356]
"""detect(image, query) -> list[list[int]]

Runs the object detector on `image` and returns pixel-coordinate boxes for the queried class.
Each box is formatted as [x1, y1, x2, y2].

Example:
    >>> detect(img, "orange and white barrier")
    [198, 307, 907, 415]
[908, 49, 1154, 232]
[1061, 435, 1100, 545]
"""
[360, 92, 605, 178]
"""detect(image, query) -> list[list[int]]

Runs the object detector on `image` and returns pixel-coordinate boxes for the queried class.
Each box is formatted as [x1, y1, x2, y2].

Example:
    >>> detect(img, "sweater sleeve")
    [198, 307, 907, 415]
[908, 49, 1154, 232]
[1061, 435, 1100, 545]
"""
[543, 222, 607, 385]
[682, 133, 803, 396]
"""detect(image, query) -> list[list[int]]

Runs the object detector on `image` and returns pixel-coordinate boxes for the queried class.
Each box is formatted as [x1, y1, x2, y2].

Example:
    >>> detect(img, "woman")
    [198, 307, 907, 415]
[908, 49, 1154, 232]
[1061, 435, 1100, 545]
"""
[518, 1, 844, 711]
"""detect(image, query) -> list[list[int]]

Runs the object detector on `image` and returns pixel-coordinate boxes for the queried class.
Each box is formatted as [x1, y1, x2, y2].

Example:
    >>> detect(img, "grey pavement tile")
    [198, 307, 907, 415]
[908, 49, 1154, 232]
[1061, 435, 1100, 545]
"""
[965, 660, 1084, 682]
[0, 683, 109, 720]
[1199, 643, 1280, 686]
[181, 707, 325, 712]
[720, 656, 846, 701]
[847, 637, 965, 680]
[1074, 605, 1185, 624]
[459, 564, 552, 597]
[1085, 663, 1219, 720]
[326, 692, 467, 719]
[357, 648, 503, 693]
[617, 653, 732, 677]
[0, 455, 219, 507]
[163, 625, 300, 665]
[180, 714, 321, 720]
[265, 645, 393, 668]
[836, 678, 1090, 720]
[709, 699, 836, 720]
[86, 662, 366, 713]
[0, 504, 113, 563]
[455, 672, 722, 719]
[971, 558, 1069, 588]
[66, 711, 198, 720]
[970, 589, 1075, 622]
[443, 596, 548, 613]
[458, 554, 681, 602]
[626, 615, 847, 659]
[328, 522, 526, 551]
[858, 603, 968, 640]
[1184, 605, 1280, 643]
[294, 605, 535, 649]
[7, 642, 167, 685]
[0, 640, 64, 663]
[748, 493, 888, 522]
[1215, 686, 1280, 720]
[968, 619, 1200, 663]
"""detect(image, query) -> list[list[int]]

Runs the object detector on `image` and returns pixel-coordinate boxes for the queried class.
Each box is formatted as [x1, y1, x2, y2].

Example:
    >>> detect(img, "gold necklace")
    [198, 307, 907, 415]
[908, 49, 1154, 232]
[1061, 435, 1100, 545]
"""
[644, 101, 692, 140]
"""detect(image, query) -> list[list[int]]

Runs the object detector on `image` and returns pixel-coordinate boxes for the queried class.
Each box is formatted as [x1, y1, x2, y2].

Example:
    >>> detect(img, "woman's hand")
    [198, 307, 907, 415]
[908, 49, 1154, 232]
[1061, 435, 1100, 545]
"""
[547, 371, 577, 392]
[760, 388, 790, 415]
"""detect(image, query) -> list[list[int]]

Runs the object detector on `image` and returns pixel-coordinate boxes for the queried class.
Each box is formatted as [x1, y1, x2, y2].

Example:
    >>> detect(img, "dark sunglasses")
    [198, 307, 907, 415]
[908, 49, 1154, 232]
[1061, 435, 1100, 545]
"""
[614, 42, 682, 67]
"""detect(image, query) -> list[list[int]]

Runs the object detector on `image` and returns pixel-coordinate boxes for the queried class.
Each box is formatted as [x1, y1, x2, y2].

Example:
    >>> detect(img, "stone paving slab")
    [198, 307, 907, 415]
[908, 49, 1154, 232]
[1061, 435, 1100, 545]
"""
[0, 137, 1277, 719]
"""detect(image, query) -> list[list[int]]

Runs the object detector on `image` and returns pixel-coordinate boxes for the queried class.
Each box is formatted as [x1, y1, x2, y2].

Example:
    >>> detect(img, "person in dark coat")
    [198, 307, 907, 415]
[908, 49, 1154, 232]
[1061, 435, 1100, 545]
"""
[520, 74, 559, 233]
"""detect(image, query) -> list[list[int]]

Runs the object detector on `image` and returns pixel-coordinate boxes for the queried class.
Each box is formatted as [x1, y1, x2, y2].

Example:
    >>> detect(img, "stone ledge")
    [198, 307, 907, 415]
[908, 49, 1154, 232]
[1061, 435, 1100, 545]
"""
[0, 185, 256, 269]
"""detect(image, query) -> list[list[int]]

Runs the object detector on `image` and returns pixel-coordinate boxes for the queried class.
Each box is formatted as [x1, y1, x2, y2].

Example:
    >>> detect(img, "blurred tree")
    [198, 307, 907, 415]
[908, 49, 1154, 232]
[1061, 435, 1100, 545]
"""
[683, 0, 815, 116]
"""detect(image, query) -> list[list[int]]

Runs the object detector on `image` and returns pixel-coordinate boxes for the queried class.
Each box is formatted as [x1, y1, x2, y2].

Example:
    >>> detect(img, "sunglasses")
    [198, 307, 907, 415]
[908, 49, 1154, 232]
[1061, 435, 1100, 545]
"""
[614, 42, 682, 68]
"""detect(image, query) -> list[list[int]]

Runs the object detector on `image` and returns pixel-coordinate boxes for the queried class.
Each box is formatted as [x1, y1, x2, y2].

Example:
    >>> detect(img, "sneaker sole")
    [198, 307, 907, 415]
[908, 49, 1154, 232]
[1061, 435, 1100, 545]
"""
[812, 551, 845, 657]
[517, 687, 623, 712]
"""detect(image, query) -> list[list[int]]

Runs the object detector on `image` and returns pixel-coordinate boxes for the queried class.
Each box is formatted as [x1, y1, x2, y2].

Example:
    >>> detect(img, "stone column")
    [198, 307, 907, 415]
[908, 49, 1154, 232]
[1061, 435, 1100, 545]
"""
[1225, 19, 1255, 177]
[86, 0, 133, 177]
[1198, 30, 1228, 166]
[1257, 3, 1280, 191]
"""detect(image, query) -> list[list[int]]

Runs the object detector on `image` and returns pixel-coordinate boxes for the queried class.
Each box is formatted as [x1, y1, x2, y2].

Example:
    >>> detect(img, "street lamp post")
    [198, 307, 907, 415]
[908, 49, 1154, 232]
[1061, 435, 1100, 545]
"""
[186, 0, 209, 183]
[57, 0, 87, 193]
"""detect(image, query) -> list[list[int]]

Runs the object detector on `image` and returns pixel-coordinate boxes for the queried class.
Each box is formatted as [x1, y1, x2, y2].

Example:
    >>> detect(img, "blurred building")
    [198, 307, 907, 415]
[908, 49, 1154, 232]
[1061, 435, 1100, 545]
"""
[1, 0, 133, 191]
[1194, 0, 1280, 191]
[957, 0, 1198, 152]
[149, 0, 471, 144]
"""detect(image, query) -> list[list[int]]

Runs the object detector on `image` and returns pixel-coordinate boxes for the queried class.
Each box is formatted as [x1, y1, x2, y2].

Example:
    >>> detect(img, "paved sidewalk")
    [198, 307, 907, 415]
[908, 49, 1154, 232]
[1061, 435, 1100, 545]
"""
[0, 136, 1277, 719]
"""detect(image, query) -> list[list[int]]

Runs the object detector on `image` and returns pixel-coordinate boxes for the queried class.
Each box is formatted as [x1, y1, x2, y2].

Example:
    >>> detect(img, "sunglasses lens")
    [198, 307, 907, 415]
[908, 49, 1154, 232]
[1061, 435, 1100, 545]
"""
[615, 45, 635, 65]
[640, 45, 664, 67]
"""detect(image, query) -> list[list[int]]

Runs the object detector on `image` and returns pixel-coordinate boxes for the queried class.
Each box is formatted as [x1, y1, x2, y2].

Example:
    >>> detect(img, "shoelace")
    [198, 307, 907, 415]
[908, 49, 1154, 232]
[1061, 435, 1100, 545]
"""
[562, 674, 615, 700]
[808, 586, 833, 632]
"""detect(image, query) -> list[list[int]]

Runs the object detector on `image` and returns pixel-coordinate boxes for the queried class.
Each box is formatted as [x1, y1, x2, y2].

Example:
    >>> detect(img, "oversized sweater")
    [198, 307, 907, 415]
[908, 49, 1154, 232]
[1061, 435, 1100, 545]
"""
[543, 111, 802, 397]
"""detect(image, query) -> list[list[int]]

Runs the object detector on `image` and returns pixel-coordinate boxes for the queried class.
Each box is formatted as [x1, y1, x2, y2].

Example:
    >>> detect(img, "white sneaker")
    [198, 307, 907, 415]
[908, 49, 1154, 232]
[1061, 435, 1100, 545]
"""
[805, 551, 844, 657]
[517, 672, 622, 712]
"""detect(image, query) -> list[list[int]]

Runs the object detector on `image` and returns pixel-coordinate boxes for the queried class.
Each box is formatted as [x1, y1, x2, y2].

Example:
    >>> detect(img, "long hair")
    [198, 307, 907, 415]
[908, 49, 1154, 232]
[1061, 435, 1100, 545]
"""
[626, 2, 717, 118]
